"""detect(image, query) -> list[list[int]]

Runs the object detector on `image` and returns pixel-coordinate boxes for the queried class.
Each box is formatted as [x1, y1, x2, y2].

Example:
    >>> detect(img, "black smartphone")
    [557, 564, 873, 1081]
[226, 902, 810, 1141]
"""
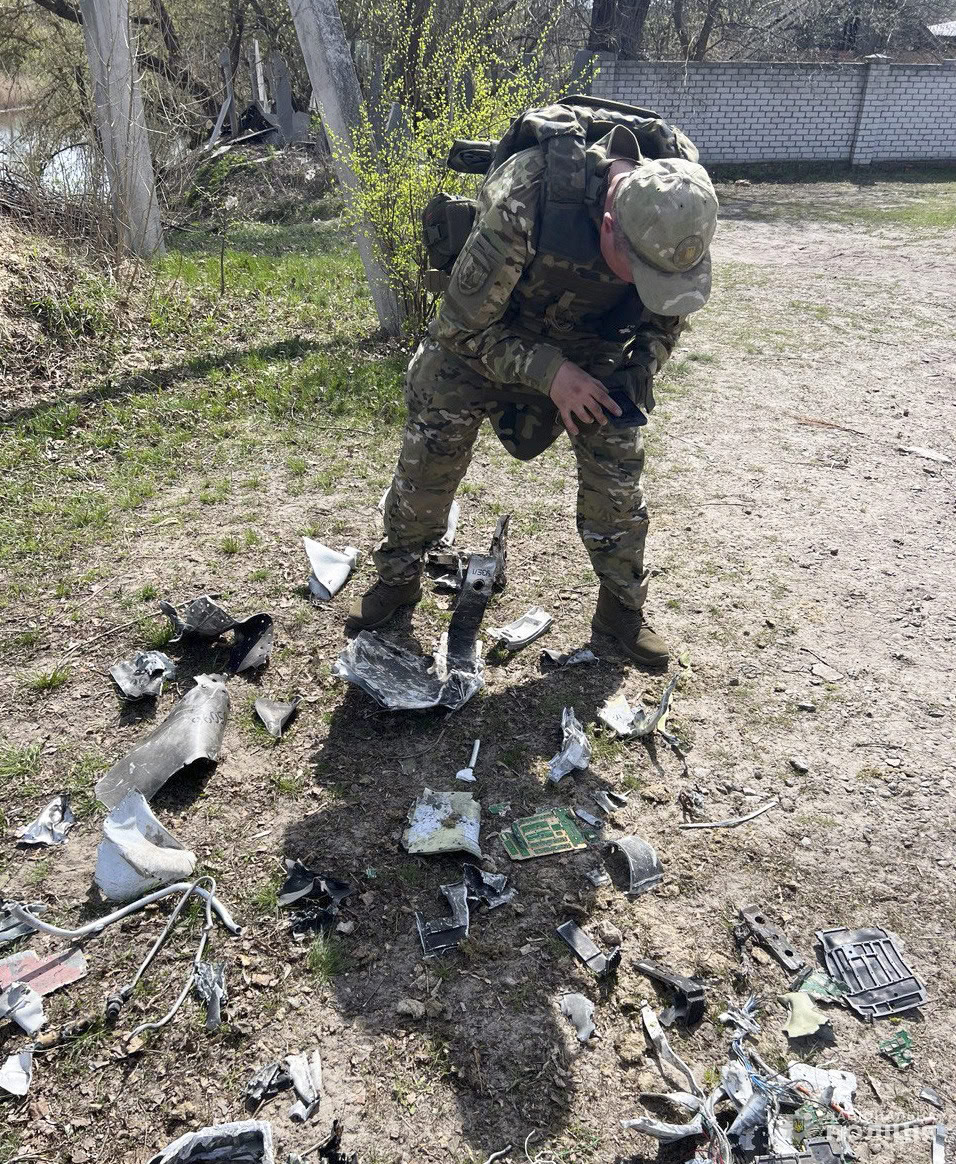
[603, 386, 647, 428]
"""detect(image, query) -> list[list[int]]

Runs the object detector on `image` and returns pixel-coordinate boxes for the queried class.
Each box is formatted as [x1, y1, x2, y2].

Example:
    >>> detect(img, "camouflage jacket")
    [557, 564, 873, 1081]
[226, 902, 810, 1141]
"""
[434, 137, 685, 401]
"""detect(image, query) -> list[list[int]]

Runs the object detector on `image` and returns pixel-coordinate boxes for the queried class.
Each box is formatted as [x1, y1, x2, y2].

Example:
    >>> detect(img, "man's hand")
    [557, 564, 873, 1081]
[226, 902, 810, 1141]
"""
[548, 361, 622, 437]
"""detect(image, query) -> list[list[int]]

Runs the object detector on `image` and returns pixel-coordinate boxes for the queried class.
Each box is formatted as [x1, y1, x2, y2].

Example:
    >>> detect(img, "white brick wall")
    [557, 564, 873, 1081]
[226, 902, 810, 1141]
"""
[592, 56, 956, 164]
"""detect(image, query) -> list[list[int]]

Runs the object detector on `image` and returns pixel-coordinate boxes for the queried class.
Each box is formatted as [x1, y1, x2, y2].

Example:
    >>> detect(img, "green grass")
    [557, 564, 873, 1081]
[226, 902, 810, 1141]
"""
[142, 618, 175, 649]
[0, 741, 43, 782]
[26, 664, 71, 693]
[219, 534, 241, 555]
[306, 933, 348, 983]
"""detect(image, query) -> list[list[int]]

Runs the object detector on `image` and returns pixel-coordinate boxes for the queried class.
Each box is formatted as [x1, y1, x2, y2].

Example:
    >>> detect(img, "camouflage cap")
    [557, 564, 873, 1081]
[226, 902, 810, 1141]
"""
[614, 158, 718, 315]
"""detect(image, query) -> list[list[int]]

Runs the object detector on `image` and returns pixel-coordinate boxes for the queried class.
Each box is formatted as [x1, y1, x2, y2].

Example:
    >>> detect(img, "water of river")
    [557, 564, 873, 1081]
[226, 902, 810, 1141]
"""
[0, 109, 96, 191]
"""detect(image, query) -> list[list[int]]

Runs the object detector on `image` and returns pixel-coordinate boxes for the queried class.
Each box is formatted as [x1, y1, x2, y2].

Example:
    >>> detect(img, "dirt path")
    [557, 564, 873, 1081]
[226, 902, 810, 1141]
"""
[0, 187, 954, 1164]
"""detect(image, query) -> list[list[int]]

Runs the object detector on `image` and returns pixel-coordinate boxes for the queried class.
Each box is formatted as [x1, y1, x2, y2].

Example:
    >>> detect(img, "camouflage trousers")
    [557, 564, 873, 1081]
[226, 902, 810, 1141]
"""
[374, 339, 650, 610]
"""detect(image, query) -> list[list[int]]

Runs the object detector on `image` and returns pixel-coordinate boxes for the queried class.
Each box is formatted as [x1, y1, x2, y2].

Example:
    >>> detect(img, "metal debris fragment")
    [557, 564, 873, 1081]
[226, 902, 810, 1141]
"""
[303, 538, 359, 601]
[592, 789, 628, 814]
[463, 863, 515, 909]
[921, 1086, 944, 1110]
[0, 902, 45, 946]
[816, 925, 926, 1018]
[779, 990, 829, 1038]
[455, 739, 480, 782]
[254, 696, 301, 739]
[0, 947, 87, 997]
[606, 836, 663, 897]
[332, 630, 482, 712]
[489, 513, 509, 588]
[229, 613, 274, 673]
[561, 992, 596, 1041]
[416, 880, 470, 956]
[146, 1121, 275, 1164]
[585, 867, 611, 887]
[278, 859, 353, 938]
[96, 674, 230, 809]
[0, 982, 45, 1034]
[95, 790, 197, 902]
[501, 808, 588, 861]
[17, 794, 75, 846]
[556, 920, 621, 977]
[488, 606, 553, 650]
[547, 706, 590, 783]
[792, 967, 847, 1003]
[110, 651, 178, 699]
[0, 1049, 32, 1096]
[540, 647, 598, 668]
[636, 960, 706, 1027]
[641, 1003, 704, 1097]
[599, 675, 678, 737]
[879, 1029, 914, 1069]
[740, 906, 806, 973]
[159, 595, 238, 642]
[194, 962, 227, 1030]
[679, 798, 779, 830]
[287, 1048, 323, 1122]
[574, 808, 603, 830]
[402, 789, 481, 858]
[445, 553, 497, 671]
[245, 1061, 291, 1111]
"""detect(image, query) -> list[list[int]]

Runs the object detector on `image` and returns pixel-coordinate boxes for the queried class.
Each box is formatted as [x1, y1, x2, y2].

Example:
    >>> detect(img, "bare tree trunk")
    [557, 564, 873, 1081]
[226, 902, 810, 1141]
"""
[287, 0, 404, 336]
[691, 0, 721, 59]
[619, 0, 652, 55]
[78, 0, 163, 257]
[588, 0, 618, 50]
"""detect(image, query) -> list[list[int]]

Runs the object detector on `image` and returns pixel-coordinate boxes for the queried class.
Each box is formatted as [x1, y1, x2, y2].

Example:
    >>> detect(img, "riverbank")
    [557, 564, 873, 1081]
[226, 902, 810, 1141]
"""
[0, 73, 37, 112]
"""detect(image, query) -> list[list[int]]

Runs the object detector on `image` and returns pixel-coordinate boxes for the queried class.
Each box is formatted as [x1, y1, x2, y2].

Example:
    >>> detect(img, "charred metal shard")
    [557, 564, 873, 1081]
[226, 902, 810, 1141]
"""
[592, 789, 628, 814]
[332, 630, 482, 712]
[194, 961, 227, 1030]
[160, 596, 238, 643]
[278, 859, 353, 937]
[541, 647, 598, 668]
[147, 1121, 275, 1164]
[246, 1061, 292, 1110]
[110, 651, 178, 699]
[462, 862, 515, 908]
[229, 613, 274, 673]
[0, 902, 45, 946]
[557, 920, 621, 977]
[606, 836, 663, 897]
[303, 538, 359, 601]
[635, 959, 706, 1027]
[0, 982, 45, 1034]
[489, 513, 510, 590]
[740, 906, 806, 973]
[416, 880, 470, 956]
[0, 947, 87, 996]
[816, 925, 926, 1018]
[287, 1048, 323, 1122]
[547, 706, 591, 783]
[488, 606, 553, 650]
[561, 992, 596, 1042]
[17, 794, 75, 846]
[446, 553, 498, 671]
[403, 789, 481, 859]
[0, 1050, 32, 1097]
[599, 675, 679, 738]
[254, 696, 301, 739]
[96, 675, 230, 809]
[95, 791, 197, 901]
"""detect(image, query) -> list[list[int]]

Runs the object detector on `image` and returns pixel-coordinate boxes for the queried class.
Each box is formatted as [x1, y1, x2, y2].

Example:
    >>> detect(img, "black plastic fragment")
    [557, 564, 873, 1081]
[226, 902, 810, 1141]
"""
[160, 596, 238, 643]
[740, 905, 807, 973]
[556, 919, 621, 977]
[816, 925, 926, 1018]
[635, 959, 706, 1027]
[245, 1061, 292, 1111]
[278, 858, 353, 938]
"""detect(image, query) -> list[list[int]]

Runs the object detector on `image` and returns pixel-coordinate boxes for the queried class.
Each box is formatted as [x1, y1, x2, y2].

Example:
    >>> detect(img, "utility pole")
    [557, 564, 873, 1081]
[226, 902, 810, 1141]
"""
[287, 0, 404, 336]
[78, 0, 163, 257]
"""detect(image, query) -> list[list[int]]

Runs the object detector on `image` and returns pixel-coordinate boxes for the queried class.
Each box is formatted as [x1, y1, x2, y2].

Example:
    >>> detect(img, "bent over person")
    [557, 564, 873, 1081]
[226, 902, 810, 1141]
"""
[347, 103, 719, 668]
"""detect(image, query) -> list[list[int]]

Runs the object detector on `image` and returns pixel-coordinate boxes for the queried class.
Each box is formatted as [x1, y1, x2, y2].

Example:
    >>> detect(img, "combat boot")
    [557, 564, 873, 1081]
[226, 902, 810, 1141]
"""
[591, 585, 669, 669]
[345, 576, 423, 632]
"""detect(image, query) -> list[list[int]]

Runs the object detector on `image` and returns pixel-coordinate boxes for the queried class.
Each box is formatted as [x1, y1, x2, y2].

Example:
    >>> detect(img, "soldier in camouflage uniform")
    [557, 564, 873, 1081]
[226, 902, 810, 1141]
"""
[347, 117, 718, 668]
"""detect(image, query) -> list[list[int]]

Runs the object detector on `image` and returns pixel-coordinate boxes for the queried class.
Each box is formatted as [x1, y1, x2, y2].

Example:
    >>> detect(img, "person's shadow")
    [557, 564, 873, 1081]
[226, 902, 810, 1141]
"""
[280, 635, 652, 1161]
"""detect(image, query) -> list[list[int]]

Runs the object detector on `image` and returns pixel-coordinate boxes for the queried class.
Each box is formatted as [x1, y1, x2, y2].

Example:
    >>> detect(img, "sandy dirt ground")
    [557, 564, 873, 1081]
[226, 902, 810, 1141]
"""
[0, 180, 954, 1164]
